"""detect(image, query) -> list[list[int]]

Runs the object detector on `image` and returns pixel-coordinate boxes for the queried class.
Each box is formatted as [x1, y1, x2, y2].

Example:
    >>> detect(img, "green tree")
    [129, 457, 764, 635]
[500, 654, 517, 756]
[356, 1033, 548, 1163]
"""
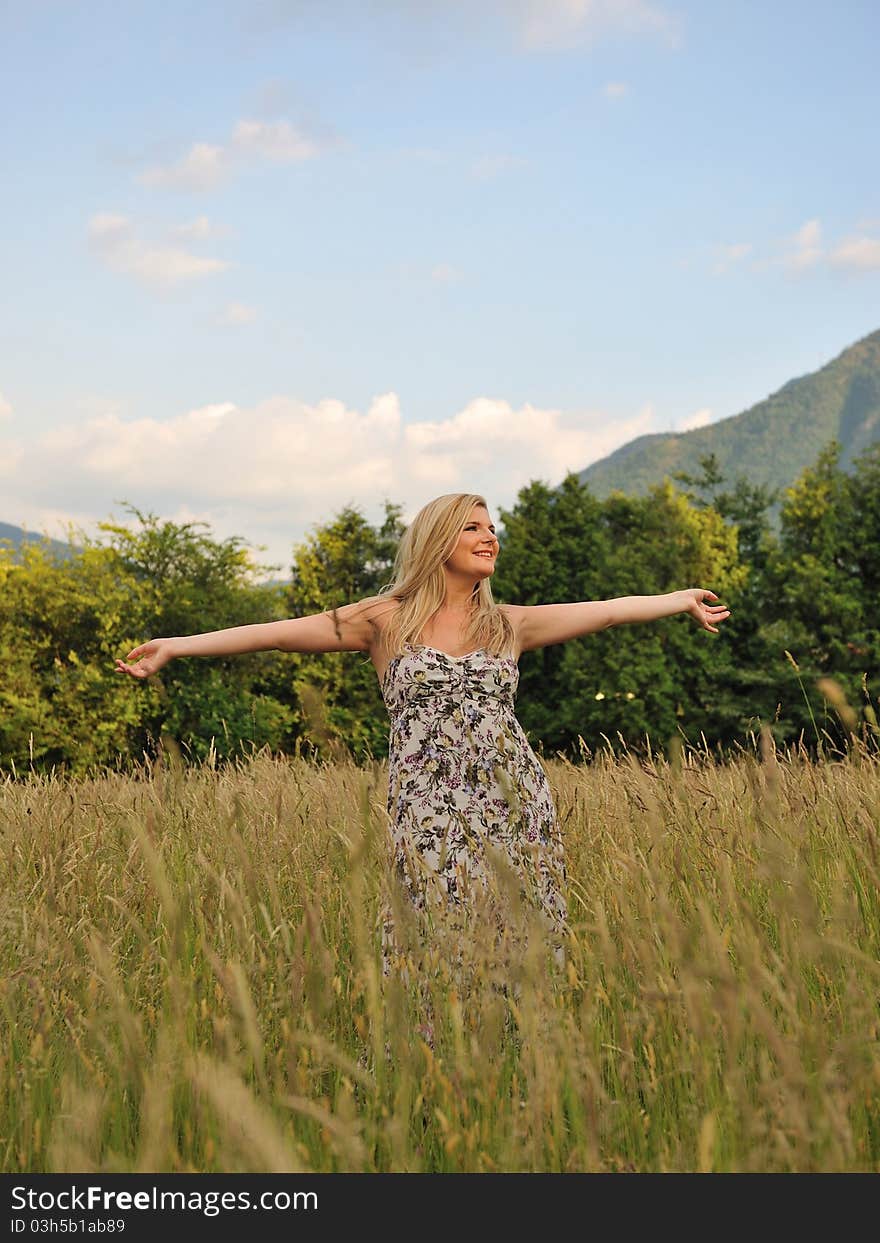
[673, 451, 779, 570]
[0, 537, 150, 773]
[99, 504, 294, 764]
[0, 506, 300, 775]
[273, 500, 406, 760]
[491, 474, 612, 750]
[761, 440, 879, 748]
[493, 473, 747, 757]
[672, 453, 793, 745]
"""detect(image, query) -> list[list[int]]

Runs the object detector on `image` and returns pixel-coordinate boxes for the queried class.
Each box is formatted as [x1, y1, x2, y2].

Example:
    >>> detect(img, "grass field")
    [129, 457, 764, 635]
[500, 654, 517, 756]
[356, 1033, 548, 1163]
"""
[2, 729, 879, 1172]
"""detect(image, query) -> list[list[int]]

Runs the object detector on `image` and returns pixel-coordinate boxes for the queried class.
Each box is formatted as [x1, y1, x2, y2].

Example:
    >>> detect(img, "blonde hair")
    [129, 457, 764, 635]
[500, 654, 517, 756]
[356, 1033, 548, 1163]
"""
[361, 493, 516, 661]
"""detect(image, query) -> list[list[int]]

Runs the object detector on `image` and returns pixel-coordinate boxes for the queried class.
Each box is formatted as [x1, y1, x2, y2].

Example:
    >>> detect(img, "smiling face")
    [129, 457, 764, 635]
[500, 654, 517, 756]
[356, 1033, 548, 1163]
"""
[444, 503, 498, 584]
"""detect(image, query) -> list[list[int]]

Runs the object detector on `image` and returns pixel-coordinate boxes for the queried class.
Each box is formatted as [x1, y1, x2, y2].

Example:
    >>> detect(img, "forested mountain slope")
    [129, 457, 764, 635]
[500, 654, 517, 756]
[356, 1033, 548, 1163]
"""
[578, 328, 880, 499]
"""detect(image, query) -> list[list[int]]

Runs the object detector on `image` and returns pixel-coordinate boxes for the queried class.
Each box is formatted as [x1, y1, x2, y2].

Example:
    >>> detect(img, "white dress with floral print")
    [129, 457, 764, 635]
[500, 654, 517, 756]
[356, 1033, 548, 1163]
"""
[379, 643, 569, 978]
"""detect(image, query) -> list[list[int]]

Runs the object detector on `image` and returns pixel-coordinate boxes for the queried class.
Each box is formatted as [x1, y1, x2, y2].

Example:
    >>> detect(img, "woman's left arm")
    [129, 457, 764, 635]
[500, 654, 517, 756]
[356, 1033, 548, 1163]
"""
[508, 589, 731, 653]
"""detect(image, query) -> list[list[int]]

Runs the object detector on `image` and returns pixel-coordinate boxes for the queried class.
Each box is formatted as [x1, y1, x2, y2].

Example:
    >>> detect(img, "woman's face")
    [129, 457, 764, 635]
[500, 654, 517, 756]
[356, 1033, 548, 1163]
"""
[445, 504, 499, 582]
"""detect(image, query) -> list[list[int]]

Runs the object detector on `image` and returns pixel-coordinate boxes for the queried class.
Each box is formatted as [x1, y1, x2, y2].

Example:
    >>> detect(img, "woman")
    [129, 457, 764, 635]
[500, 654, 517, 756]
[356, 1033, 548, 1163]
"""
[116, 491, 730, 990]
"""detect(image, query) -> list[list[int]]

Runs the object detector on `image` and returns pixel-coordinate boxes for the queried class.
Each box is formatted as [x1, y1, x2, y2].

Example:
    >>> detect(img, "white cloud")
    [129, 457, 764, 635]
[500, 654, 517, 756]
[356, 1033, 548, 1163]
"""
[231, 119, 322, 163]
[793, 218, 822, 253]
[514, 0, 682, 52]
[1, 391, 663, 574]
[828, 235, 880, 272]
[88, 213, 229, 289]
[677, 407, 712, 432]
[0, 391, 12, 420]
[711, 242, 752, 276]
[170, 215, 229, 241]
[726, 217, 880, 277]
[219, 302, 259, 325]
[141, 143, 228, 192]
[139, 117, 341, 192]
[782, 218, 823, 271]
[603, 81, 629, 97]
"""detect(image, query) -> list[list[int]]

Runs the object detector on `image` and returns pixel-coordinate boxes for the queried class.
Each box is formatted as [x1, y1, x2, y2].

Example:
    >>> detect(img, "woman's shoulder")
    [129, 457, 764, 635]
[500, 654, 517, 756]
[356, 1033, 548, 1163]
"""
[351, 594, 400, 645]
[497, 602, 526, 630]
[312, 594, 398, 654]
[357, 596, 401, 683]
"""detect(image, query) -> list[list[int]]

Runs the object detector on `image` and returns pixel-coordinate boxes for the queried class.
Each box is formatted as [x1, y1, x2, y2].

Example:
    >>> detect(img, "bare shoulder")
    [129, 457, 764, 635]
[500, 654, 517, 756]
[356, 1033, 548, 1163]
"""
[361, 596, 401, 685]
[498, 603, 526, 625]
[498, 603, 527, 656]
[498, 603, 527, 632]
[335, 594, 399, 652]
[362, 595, 400, 630]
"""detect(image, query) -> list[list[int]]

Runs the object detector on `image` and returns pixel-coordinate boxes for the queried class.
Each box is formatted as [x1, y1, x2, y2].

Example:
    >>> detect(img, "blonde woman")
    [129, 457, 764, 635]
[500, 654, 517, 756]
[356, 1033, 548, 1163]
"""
[116, 492, 730, 991]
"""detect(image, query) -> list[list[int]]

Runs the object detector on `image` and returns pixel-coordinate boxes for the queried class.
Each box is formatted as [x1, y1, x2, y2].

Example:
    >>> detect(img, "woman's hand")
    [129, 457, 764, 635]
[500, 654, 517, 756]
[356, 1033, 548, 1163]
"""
[115, 638, 177, 679]
[680, 589, 731, 634]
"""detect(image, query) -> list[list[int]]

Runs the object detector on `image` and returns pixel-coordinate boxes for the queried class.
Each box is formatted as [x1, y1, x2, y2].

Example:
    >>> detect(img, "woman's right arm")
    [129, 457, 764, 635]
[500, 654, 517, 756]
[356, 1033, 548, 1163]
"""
[116, 598, 386, 679]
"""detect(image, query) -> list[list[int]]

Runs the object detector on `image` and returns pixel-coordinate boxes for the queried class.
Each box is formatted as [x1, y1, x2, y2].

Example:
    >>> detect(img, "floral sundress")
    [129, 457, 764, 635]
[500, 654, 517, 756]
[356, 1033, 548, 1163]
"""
[378, 643, 569, 981]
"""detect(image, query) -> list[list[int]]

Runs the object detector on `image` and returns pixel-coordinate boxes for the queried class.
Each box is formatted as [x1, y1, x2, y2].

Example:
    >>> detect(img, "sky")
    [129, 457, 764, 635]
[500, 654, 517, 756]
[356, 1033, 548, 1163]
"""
[1, 0, 878, 579]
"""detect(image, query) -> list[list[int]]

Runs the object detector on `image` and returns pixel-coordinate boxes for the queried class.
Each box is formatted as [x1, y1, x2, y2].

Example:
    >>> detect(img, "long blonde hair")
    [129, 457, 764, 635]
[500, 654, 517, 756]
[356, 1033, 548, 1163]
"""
[363, 493, 516, 660]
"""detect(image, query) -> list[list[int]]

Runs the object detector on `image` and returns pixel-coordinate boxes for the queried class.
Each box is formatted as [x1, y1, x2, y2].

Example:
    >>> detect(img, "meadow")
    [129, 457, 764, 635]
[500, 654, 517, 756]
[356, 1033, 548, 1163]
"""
[1, 727, 879, 1173]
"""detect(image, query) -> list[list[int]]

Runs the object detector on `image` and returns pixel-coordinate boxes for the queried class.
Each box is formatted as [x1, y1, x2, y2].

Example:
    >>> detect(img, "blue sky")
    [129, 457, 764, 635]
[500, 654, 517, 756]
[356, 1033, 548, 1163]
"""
[1, 0, 878, 576]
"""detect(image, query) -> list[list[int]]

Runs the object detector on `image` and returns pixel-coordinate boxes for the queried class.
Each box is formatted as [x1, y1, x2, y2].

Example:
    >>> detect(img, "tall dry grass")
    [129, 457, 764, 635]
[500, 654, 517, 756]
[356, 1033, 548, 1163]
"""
[1, 727, 879, 1172]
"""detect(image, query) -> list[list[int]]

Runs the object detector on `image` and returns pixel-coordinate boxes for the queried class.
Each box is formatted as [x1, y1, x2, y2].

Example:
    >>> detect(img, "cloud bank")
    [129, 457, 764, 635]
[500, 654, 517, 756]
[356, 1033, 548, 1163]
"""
[1, 391, 661, 573]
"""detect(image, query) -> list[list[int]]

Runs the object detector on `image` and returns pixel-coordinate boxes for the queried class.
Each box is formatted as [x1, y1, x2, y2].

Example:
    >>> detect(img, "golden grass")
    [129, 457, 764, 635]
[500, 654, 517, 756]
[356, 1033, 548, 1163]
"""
[1, 729, 879, 1172]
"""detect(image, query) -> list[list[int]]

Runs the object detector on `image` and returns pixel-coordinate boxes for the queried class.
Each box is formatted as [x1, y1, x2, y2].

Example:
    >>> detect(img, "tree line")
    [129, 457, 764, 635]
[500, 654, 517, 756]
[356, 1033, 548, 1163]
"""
[1, 438, 877, 776]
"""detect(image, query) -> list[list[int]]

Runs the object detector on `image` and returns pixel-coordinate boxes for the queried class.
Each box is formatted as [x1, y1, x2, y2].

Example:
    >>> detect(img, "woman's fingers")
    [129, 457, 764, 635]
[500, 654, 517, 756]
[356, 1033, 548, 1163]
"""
[115, 640, 156, 676]
[699, 598, 730, 632]
[115, 658, 150, 677]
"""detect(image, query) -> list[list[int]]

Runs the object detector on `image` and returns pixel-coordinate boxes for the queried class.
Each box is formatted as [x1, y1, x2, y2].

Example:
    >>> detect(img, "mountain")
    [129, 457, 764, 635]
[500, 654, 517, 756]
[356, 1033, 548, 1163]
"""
[0, 521, 80, 561]
[577, 328, 880, 500]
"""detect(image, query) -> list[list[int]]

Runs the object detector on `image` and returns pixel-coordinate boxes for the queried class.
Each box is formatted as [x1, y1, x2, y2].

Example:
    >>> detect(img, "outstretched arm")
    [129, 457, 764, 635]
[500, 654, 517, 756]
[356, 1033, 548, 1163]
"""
[115, 598, 386, 680]
[509, 589, 730, 654]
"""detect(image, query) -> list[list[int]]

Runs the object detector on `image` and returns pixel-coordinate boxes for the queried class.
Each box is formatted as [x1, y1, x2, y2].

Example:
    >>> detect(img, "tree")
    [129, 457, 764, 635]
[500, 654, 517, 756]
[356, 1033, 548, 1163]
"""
[493, 473, 747, 757]
[672, 453, 792, 745]
[0, 537, 151, 773]
[0, 506, 300, 775]
[271, 500, 407, 760]
[98, 504, 295, 764]
[673, 451, 779, 570]
[761, 440, 879, 748]
[492, 474, 612, 750]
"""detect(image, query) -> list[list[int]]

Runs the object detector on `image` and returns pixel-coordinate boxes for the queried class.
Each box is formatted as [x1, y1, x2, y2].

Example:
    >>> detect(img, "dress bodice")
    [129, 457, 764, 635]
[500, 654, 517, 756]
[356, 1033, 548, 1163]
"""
[381, 643, 519, 720]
